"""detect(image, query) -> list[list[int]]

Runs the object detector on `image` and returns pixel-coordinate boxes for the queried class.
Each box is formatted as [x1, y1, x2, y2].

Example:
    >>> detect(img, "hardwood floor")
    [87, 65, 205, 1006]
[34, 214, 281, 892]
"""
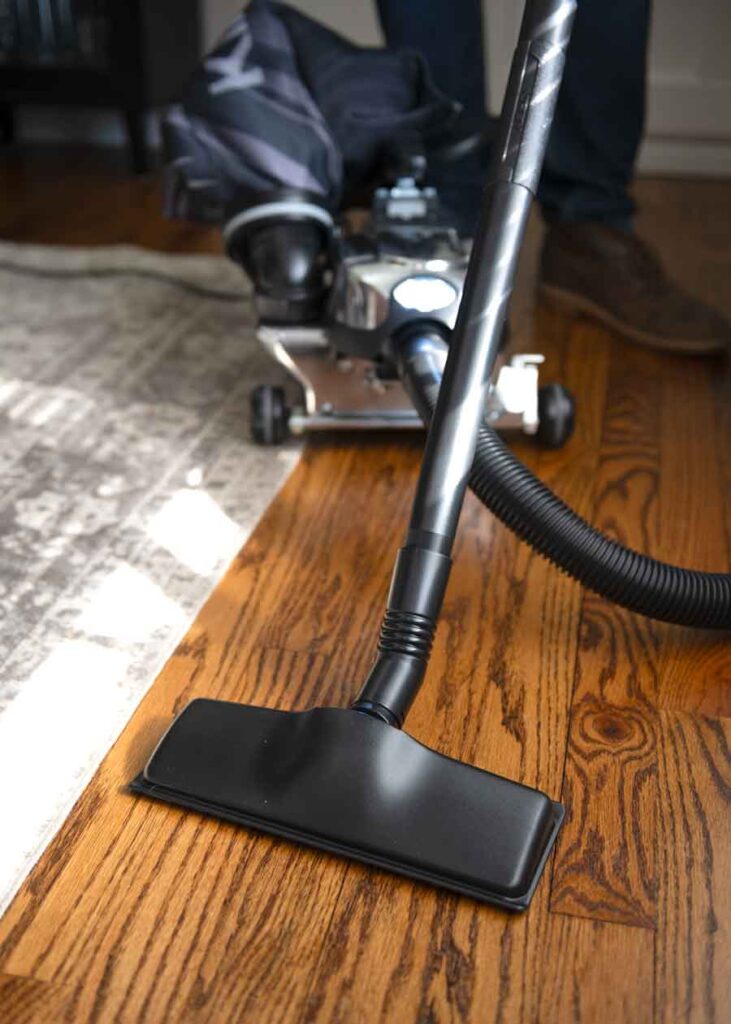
[0, 147, 730, 1023]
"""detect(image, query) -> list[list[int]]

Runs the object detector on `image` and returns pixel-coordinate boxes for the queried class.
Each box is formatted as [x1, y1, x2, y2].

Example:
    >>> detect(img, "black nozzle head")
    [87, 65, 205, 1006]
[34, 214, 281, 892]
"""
[132, 699, 562, 910]
[224, 192, 334, 323]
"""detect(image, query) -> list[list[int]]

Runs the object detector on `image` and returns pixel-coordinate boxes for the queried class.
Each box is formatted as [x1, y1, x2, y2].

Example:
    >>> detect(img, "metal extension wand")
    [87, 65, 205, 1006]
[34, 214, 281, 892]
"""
[354, 0, 577, 726]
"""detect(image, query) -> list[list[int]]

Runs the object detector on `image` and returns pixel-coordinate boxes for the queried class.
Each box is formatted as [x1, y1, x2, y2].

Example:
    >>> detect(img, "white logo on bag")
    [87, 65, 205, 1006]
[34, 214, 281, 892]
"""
[205, 17, 265, 95]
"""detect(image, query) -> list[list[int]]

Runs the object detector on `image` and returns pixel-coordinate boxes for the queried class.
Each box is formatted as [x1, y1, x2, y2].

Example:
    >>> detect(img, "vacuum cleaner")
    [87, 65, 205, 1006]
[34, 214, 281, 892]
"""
[164, 0, 576, 450]
[244, 190, 575, 448]
[239, 146, 574, 448]
[132, 0, 731, 914]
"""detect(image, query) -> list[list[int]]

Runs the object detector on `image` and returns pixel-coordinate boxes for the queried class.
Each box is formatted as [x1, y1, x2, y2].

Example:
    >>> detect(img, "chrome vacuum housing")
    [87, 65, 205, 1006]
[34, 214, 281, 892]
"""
[225, 173, 575, 449]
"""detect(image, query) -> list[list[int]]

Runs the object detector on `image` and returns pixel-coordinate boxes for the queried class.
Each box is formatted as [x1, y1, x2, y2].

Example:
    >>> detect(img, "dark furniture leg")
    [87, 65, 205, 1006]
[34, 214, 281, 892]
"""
[0, 102, 15, 144]
[123, 108, 148, 174]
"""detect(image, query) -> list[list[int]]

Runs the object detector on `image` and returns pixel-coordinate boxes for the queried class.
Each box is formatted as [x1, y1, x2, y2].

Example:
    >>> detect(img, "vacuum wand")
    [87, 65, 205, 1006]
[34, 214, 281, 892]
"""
[353, 0, 577, 726]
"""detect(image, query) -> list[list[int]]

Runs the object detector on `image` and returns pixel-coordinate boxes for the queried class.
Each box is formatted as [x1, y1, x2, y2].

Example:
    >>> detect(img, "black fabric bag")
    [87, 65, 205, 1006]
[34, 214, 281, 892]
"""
[164, 0, 457, 222]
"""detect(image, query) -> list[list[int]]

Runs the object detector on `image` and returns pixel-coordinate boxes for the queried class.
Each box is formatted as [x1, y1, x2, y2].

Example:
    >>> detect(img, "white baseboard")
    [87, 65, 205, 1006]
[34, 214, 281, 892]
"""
[637, 136, 731, 178]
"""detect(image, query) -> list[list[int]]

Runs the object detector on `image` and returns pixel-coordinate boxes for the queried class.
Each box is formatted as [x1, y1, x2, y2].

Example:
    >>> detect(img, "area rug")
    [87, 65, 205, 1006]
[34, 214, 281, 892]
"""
[0, 242, 300, 916]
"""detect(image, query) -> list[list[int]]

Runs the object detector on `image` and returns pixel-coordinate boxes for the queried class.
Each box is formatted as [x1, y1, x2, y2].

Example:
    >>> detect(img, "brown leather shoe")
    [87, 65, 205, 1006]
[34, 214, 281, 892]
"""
[539, 222, 731, 355]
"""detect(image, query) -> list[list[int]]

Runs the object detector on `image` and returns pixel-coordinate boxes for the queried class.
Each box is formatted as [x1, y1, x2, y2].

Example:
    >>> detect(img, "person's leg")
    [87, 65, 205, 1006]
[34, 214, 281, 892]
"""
[376, 0, 489, 236]
[376, 0, 729, 353]
[375, 0, 486, 119]
[377, 0, 648, 229]
[377, 0, 648, 230]
[538, 0, 650, 227]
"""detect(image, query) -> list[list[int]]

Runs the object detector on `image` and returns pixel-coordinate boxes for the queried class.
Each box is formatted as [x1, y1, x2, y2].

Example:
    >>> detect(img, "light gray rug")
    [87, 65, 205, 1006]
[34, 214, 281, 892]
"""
[0, 242, 300, 916]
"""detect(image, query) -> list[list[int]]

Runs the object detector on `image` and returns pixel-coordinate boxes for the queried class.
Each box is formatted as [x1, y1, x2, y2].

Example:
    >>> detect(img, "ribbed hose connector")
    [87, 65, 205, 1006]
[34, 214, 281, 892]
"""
[378, 609, 436, 660]
[352, 544, 452, 725]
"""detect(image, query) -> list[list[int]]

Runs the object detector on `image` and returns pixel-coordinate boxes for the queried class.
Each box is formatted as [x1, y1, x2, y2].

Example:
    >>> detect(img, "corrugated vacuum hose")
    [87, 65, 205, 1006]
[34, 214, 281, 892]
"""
[400, 336, 731, 629]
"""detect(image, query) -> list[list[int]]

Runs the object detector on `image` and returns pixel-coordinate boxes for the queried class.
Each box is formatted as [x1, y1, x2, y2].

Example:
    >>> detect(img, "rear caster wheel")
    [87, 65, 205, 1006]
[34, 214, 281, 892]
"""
[250, 385, 290, 445]
[536, 383, 575, 449]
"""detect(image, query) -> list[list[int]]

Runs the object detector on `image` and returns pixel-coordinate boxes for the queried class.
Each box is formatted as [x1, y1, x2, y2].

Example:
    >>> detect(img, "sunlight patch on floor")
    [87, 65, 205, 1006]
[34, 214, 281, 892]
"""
[76, 563, 188, 643]
[146, 487, 245, 577]
[0, 639, 132, 907]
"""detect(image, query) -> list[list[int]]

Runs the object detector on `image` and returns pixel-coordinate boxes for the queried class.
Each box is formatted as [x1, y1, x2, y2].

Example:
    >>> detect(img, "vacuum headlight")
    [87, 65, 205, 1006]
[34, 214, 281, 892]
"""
[392, 275, 457, 314]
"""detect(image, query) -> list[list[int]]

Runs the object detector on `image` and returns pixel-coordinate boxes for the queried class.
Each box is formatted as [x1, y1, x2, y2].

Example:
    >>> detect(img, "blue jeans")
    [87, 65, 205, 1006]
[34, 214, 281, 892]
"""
[376, 0, 650, 229]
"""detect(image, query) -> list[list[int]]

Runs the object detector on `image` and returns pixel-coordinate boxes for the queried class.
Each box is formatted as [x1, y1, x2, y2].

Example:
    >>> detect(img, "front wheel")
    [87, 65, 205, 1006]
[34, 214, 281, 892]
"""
[536, 383, 575, 449]
[250, 385, 290, 445]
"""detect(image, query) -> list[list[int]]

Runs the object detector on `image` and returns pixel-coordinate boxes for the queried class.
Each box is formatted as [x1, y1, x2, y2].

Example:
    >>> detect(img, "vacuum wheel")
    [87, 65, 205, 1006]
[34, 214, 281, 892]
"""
[250, 385, 290, 445]
[536, 383, 575, 449]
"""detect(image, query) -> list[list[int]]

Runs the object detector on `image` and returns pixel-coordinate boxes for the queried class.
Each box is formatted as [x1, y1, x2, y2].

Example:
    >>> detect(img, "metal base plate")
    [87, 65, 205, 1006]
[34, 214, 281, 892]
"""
[257, 326, 544, 437]
[131, 700, 563, 911]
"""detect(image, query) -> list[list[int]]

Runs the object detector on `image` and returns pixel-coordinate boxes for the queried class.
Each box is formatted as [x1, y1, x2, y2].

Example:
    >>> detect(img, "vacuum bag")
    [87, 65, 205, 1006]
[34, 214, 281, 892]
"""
[163, 0, 457, 221]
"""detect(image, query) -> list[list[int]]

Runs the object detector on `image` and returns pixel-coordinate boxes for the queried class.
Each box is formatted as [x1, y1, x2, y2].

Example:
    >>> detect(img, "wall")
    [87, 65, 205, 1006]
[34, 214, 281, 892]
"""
[204, 0, 382, 50]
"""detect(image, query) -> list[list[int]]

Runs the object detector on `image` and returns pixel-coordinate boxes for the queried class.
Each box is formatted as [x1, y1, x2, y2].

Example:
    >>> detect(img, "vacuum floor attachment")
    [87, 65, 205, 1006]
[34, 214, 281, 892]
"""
[132, 700, 563, 911]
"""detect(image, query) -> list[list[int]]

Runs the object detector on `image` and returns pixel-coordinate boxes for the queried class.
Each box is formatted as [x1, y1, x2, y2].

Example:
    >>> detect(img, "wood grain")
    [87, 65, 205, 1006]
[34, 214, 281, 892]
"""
[655, 714, 731, 1024]
[0, 974, 72, 1024]
[551, 345, 663, 927]
[551, 325, 731, 931]
[655, 359, 731, 717]
[1, 150, 730, 1023]
[536, 916, 654, 1024]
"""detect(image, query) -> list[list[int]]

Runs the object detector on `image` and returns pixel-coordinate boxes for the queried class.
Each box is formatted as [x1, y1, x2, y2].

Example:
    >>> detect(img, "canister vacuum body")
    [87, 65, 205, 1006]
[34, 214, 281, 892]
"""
[228, 170, 575, 450]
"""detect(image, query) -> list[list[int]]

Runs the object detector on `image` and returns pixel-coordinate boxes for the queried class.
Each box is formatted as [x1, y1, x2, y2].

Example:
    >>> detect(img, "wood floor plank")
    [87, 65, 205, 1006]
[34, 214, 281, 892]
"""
[655, 713, 731, 1024]
[550, 693, 659, 928]
[0, 148, 222, 253]
[715, 373, 731, 565]
[0, 972, 72, 1024]
[655, 359, 731, 717]
[551, 344, 664, 927]
[551, 336, 731, 936]
[304, 879, 655, 1024]
[533, 916, 654, 1024]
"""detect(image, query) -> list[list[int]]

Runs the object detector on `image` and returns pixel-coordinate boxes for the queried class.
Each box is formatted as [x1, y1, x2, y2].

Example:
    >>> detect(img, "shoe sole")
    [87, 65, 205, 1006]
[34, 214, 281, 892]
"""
[539, 283, 726, 356]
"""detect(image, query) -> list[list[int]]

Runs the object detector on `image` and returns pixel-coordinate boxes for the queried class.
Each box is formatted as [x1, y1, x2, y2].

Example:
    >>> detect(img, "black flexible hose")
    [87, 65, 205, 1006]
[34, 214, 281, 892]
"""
[404, 351, 731, 629]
